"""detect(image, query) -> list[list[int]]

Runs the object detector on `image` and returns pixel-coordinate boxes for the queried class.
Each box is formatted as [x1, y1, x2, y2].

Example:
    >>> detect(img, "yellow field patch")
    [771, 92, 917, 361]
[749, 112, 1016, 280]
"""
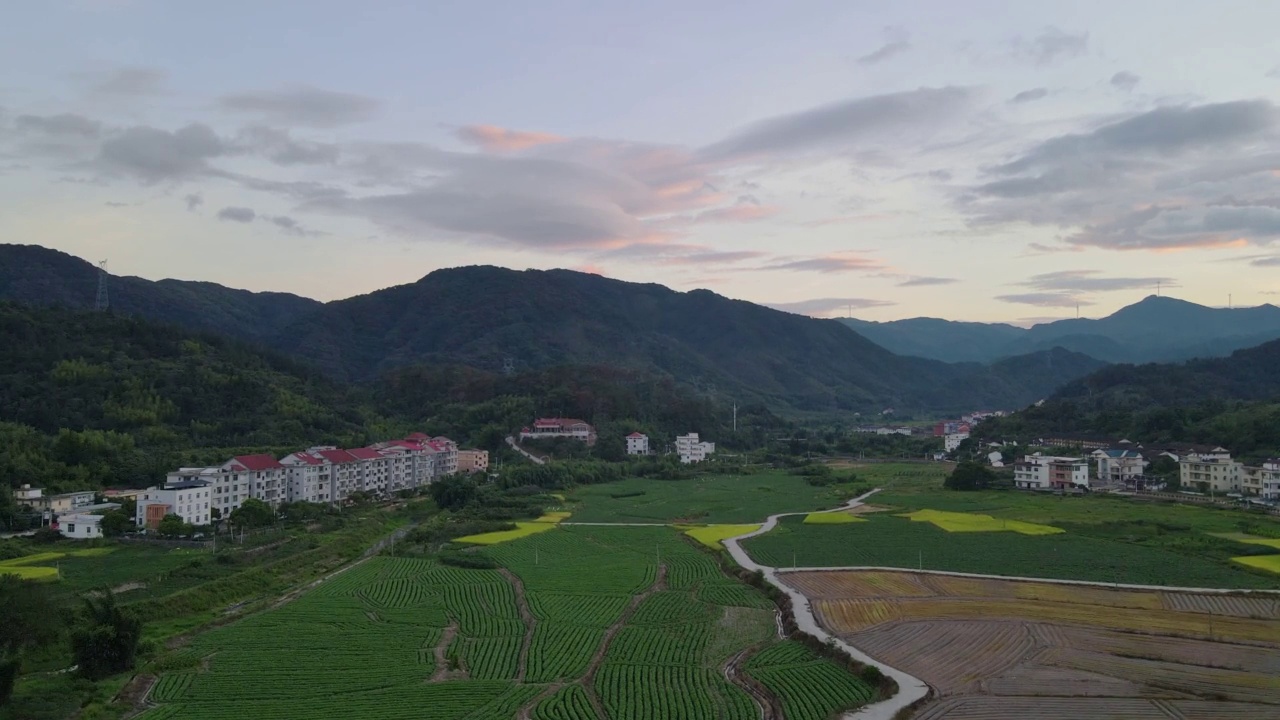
[899, 509, 1063, 535]
[550, 493, 566, 502]
[454, 522, 558, 545]
[684, 524, 762, 550]
[0, 551, 67, 567]
[803, 512, 866, 524]
[1231, 555, 1280, 574]
[0, 565, 59, 581]
[535, 511, 572, 523]
[1213, 533, 1280, 550]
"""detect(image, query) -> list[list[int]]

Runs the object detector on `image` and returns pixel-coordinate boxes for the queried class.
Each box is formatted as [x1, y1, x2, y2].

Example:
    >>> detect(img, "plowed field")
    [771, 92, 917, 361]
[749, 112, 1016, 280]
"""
[785, 569, 1280, 719]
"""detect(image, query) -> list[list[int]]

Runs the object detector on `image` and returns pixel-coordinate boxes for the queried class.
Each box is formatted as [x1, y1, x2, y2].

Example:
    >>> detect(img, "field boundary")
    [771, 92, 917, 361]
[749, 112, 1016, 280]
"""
[723, 489, 931, 720]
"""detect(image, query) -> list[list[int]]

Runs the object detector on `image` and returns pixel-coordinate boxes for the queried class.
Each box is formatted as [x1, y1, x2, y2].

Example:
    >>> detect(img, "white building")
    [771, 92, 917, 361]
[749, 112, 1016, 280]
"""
[944, 432, 969, 452]
[349, 447, 391, 495]
[626, 432, 650, 456]
[676, 433, 715, 464]
[137, 480, 212, 529]
[519, 418, 597, 445]
[281, 451, 330, 504]
[57, 513, 104, 540]
[1092, 448, 1149, 485]
[1179, 452, 1242, 494]
[875, 427, 912, 436]
[1013, 453, 1089, 490]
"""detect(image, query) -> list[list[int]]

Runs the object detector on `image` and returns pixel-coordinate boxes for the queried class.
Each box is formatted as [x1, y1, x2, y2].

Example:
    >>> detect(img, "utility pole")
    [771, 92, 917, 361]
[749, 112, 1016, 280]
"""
[733, 403, 738, 433]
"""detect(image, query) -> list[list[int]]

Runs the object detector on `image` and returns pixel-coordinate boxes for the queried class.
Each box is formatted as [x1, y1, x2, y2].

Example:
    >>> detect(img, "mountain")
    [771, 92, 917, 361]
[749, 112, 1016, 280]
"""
[976, 339, 1280, 457]
[0, 244, 1102, 413]
[0, 244, 321, 342]
[839, 296, 1280, 364]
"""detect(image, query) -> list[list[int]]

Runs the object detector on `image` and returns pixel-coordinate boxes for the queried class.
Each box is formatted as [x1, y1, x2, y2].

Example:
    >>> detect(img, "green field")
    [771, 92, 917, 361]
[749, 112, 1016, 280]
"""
[743, 513, 1280, 588]
[566, 472, 860, 524]
[141, 525, 875, 720]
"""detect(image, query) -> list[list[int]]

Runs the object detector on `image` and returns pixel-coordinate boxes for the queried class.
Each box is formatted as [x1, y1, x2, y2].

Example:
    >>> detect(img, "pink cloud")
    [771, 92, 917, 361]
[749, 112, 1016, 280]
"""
[693, 204, 779, 224]
[758, 252, 888, 273]
[456, 124, 567, 152]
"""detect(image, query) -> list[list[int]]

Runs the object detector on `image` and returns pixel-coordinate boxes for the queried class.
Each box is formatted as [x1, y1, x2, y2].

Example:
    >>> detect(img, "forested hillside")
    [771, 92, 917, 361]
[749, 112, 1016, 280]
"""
[976, 340, 1280, 457]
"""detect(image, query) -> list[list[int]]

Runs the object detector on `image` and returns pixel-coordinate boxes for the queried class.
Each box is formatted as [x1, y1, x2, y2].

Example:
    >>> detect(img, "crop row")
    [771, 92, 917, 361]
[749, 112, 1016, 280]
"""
[525, 623, 603, 683]
[749, 658, 875, 720]
[459, 636, 522, 681]
[696, 582, 775, 610]
[629, 591, 713, 626]
[607, 625, 709, 666]
[594, 665, 718, 720]
[532, 684, 598, 720]
[526, 592, 629, 627]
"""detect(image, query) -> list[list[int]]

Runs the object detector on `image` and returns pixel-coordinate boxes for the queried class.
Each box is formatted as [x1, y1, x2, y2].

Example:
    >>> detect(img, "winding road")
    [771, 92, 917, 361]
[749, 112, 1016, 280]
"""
[505, 436, 546, 465]
[721, 489, 932, 720]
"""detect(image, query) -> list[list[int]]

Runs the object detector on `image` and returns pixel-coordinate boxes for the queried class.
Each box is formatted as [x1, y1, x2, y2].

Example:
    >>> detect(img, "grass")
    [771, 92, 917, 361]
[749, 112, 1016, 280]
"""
[743, 514, 1280, 588]
[898, 509, 1062, 535]
[1214, 533, 1280, 549]
[566, 471, 861, 524]
[684, 524, 762, 550]
[454, 521, 559, 545]
[534, 511, 572, 523]
[803, 512, 865, 524]
[1232, 555, 1280, 574]
[0, 565, 59, 581]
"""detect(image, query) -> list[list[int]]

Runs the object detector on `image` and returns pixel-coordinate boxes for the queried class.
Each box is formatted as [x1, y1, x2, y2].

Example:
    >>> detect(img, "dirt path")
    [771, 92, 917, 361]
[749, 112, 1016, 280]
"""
[723, 647, 782, 720]
[113, 673, 157, 720]
[500, 568, 536, 683]
[516, 681, 566, 720]
[429, 621, 462, 682]
[580, 564, 668, 719]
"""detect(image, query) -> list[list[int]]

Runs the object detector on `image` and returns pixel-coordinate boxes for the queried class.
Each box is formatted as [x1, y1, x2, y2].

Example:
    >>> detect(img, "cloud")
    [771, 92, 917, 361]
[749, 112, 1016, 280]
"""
[1110, 71, 1141, 92]
[183, 193, 203, 212]
[234, 125, 339, 165]
[81, 66, 167, 96]
[1018, 269, 1174, 292]
[767, 297, 895, 316]
[757, 253, 885, 273]
[598, 243, 765, 266]
[1013, 27, 1088, 65]
[1268, 65, 1280, 79]
[1235, 254, 1280, 267]
[97, 123, 225, 183]
[216, 206, 256, 223]
[896, 276, 958, 287]
[1011, 88, 1048, 104]
[455, 125, 566, 152]
[15, 113, 102, 137]
[996, 292, 1092, 307]
[700, 86, 976, 161]
[104, 201, 129, 207]
[857, 40, 910, 65]
[690, 201, 778, 224]
[219, 85, 378, 127]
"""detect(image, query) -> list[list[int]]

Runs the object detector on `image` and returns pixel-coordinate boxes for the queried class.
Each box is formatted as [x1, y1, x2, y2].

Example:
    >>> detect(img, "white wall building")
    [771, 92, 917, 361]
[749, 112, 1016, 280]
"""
[944, 432, 969, 452]
[519, 418, 597, 445]
[1179, 452, 1242, 494]
[137, 480, 212, 528]
[1013, 454, 1090, 490]
[626, 432, 649, 456]
[676, 433, 715, 464]
[1092, 448, 1149, 484]
[57, 513, 104, 540]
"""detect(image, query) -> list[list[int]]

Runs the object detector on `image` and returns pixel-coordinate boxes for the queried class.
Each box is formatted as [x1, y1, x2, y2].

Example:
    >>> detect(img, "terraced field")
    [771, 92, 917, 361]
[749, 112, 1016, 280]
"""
[140, 526, 875, 720]
[787, 569, 1280, 719]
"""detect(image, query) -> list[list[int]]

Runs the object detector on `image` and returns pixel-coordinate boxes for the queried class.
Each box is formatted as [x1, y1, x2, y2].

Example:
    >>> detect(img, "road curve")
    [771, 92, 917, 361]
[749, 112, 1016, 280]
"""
[505, 436, 546, 465]
[721, 489, 932, 720]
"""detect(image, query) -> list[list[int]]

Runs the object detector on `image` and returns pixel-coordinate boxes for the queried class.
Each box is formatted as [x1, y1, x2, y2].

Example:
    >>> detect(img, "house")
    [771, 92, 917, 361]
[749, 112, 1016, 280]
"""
[1240, 459, 1279, 500]
[1092, 448, 1149, 485]
[944, 432, 970, 452]
[1038, 434, 1118, 451]
[626, 433, 650, 456]
[136, 480, 212, 529]
[676, 433, 715, 464]
[102, 488, 147, 501]
[519, 418, 597, 445]
[28, 490, 97, 515]
[1178, 451, 1241, 494]
[1013, 453, 1089, 490]
[457, 449, 490, 474]
[987, 451, 1004, 468]
[57, 513, 104, 540]
[14, 484, 43, 507]
[933, 421, 970, 437]
[874, 427, 912, 436]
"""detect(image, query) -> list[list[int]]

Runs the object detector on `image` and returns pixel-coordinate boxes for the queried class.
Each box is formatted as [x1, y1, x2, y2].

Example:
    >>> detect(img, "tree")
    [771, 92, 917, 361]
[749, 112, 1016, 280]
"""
[229, 498, 273, 529]
[429, 475, 477, 511]
[156, 512, 186, 535]
[71, 594, 142, 681]
[99, 510, 132, 537]
[944, 461, 996, 491]
[0, 577, 63, 705]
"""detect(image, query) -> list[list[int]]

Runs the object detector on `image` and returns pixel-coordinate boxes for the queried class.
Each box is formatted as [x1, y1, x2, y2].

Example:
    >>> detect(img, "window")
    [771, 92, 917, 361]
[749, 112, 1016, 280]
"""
[68, 524, 76, 533]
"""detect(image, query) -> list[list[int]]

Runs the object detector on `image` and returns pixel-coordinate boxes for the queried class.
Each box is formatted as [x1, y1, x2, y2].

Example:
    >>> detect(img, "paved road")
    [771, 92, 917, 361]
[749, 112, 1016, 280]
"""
[506, 436, 546, 465]
[722, 490, 932, 720]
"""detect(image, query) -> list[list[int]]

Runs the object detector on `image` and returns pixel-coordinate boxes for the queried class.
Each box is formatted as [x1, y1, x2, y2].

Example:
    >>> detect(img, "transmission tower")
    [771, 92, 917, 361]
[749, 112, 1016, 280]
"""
[94, 260, 110, 311]
[502, 357, 515, 376]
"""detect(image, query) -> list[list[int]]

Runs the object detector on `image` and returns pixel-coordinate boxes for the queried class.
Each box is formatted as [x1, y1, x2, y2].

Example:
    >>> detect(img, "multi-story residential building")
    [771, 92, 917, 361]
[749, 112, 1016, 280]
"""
[520, 418, 597, 445]
[348, 447, 390, 495]
[944, 432, 970, 452]
[14, 484, 43, 507]
[676, 433, 716, 464]
[1241, 460, 1280, 500]
[315, 448, 360, 501]
[221, 454, 288, 509]
[281, 451, 328, 504]
[626, 432, 650, 455]
[137, 480, 212, 528]
[25, 490, 96, 514]
[457, 449, 490, 474]
[1092, 448, 1149, 485]
[1179, 452, 1242, 494]
[1013, 454, 1089, 490]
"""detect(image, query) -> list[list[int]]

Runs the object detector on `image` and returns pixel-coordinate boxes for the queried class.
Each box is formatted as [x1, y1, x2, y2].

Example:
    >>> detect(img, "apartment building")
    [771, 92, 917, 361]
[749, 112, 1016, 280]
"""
[1241, 460, 1280, 500]
[348, 447, 390, 495]
[1013, 454, 1090, 490]
[626, 432, 650, 456]
[944, 432, 970, 452]
[137, 480, 212, 528]
[676, 433, 716, 464]
[1178, 451, 1242, 493]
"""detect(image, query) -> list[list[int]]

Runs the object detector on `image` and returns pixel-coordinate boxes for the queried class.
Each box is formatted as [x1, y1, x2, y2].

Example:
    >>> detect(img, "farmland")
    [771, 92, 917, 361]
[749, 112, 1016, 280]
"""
[786, 569, 1280, 719]
[140, 525, 876, 720]
[565, 471, 861, 524]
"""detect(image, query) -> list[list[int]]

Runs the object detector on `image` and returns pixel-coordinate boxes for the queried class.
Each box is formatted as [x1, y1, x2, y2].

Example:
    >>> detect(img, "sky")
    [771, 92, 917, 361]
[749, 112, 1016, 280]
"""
[2, 0, 1279, 325]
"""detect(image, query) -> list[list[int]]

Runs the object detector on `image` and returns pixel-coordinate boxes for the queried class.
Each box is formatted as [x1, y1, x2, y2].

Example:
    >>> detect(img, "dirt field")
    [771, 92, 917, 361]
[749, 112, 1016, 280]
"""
[784, 570, 1280, 719]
